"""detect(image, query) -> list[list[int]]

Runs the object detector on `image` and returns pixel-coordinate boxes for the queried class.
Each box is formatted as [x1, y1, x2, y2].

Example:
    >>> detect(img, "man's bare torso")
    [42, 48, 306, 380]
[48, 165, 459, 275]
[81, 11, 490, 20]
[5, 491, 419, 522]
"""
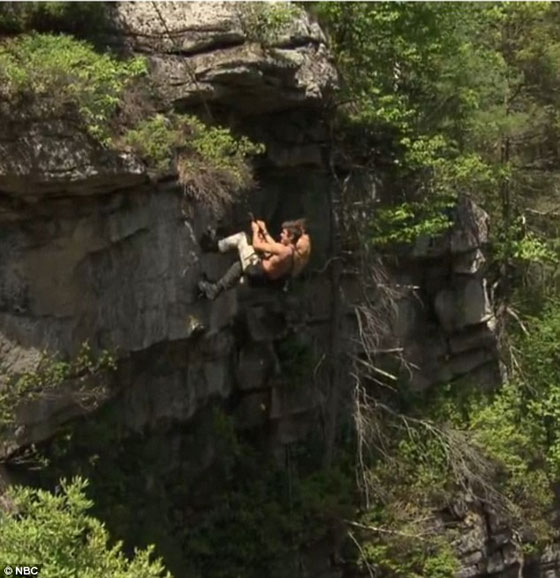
[261, 247, 294, 280]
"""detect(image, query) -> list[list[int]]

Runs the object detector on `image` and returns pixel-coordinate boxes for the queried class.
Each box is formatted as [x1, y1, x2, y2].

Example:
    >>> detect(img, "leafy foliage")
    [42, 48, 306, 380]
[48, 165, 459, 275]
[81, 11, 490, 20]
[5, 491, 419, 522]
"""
[123, 114, 180, 174]
[316, 2, 560, 267]
[318, 4, 560, 570]
[182, 437, 354, 578]
[468, 384, 554, 541]
[31, 403, 354, 578]
[124, 113, 264, 213]
[371, 198, 453, 247]
[3, 4, 560, 576]
[0, 2, 109, 37]
[513, 304, 560, 479]
[237, 3, 303, 46]
[355, 533, 459, 578]
[0, 33, 146, 143]
[351, 301, 560, 570]
[0, 342, 116, 427]
[315, 3, 480, 244]
[0, 477, 171, 578]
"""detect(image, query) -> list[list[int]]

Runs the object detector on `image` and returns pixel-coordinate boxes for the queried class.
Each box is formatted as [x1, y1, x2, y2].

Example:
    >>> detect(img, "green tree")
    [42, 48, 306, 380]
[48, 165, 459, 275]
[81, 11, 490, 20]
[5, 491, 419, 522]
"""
[0, 477, 171, 577]
[315, 2, 560, 274]
[0, 33, 146, 144]
[314, 4, 560, 570]
[0, 2, 109, 37]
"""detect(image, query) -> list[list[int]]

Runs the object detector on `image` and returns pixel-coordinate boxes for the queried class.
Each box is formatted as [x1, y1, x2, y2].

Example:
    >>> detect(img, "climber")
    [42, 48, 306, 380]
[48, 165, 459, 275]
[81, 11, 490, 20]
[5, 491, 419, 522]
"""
[282, 218, 311, 277]
[246, 217, 312, 280]
[198, 218, 309, 300]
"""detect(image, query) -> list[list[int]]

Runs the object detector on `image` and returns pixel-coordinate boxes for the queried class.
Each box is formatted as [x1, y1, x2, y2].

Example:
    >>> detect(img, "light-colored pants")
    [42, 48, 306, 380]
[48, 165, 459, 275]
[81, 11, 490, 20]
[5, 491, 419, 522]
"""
[218, 232, 260, 271]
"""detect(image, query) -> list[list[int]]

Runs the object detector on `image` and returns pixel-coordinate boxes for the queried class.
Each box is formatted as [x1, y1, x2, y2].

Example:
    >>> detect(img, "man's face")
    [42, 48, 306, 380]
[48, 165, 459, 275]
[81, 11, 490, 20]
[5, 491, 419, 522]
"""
[279, 228, 292, 246]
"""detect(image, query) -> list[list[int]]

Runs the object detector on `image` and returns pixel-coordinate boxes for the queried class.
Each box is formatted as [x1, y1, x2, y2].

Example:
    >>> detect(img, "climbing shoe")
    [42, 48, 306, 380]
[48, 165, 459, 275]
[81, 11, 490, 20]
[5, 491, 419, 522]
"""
[198, 279, 220, 300]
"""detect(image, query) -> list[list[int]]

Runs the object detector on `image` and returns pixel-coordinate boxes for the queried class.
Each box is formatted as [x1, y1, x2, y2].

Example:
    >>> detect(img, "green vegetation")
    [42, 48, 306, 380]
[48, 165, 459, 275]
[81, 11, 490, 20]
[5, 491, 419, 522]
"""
[371, 198, 454, 247]
[316, 2, 560, 265]
[124, 114, 182, 174]
[0, 342, 116, 427]
[0, 477, 170, 577]
[308, 4, 560, 572]
[3, 3, 560, 577]
[343, 302, 560, 573]
[29, 404, 353, 578]
[0, 5, 263, 210]
[0, 2, 109, 37]
[179, 414, 353, 578]
[124, 113, 264, 213]
[0, 33, 146, 143]
[237, 3, 303, 46]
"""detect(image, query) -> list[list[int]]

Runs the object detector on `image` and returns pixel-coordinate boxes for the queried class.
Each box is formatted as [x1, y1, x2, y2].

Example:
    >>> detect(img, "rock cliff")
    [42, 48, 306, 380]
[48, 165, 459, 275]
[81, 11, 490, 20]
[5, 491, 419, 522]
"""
[0, 2, 336, 455]
[0, 4, 553, 578]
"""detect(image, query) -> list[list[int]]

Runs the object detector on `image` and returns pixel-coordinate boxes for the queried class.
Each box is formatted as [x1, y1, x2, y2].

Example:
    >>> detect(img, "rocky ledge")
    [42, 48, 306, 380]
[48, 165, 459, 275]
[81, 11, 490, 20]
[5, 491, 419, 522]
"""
[110, 2, 337, 114]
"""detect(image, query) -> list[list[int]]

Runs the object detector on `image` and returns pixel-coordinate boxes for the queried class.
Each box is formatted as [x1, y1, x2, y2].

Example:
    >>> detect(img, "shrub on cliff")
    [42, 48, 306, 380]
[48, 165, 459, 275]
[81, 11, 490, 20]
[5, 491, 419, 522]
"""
[0, 2, 108, 37]
[0, 342, 117, 429]
[0, 477, 171, 577]
[0, 33, 146, 143]
[236, 3, 303, 46]
[124, 113, 264, 213]
[351, 303, 560, 572]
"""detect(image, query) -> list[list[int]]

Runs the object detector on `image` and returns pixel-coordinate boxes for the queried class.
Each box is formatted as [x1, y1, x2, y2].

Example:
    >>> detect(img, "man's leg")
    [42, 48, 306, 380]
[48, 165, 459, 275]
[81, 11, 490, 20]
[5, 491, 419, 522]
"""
[218, 232, 259, 271]
[198, 261, 243, 300]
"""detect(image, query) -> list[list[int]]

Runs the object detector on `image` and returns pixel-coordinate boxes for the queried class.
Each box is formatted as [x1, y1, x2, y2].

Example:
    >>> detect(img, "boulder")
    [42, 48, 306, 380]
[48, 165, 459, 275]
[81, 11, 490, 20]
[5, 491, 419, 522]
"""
[436, 348, 497, 382]
[435, 279, 492, 333]
[0, 119, 147, 196]
[450, 197, 490, 254]
[111, 2, 337, 114]
[448, 324, 496, 354]
[412, 196, 489, 259]
[453, 248, 486, 275]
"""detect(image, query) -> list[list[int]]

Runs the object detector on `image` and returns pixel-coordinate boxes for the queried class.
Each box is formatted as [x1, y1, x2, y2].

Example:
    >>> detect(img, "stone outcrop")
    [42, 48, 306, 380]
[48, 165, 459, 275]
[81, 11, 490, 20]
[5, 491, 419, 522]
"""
[0, 371, 115, 459]
[0, 4, 553, 578]
[110, 2, 336, 115]
[446, 502, 560, 578]
[383, 197, 501, 392]
[0, 119, 147, 197]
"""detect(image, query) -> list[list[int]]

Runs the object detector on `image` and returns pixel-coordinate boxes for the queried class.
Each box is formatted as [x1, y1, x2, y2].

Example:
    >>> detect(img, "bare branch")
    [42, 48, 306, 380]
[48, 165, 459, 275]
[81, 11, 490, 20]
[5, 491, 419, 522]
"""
[346, 520, 429, 542]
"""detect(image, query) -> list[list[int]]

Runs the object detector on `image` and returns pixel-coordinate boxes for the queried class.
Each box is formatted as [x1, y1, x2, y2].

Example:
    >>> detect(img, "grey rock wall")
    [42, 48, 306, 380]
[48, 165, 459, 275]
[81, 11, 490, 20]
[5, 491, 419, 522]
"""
[0, 2, 335, 461]
[449, 503, 560, 578]
[110, 2, 336, 114]
[0, 4, 554, 578]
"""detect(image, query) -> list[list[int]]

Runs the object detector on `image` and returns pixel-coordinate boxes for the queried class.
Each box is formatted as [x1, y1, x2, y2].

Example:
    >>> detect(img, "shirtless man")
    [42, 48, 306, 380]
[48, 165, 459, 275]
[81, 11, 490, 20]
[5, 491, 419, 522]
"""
[198, 219, 303, 300]
[256, 219, 311, 277]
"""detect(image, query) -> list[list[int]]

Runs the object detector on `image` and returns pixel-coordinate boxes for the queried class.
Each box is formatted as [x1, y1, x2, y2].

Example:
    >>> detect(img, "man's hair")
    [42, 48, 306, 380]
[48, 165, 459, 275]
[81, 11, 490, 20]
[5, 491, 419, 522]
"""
[281, 218, 307, 240]
[281, 219, 304, 244]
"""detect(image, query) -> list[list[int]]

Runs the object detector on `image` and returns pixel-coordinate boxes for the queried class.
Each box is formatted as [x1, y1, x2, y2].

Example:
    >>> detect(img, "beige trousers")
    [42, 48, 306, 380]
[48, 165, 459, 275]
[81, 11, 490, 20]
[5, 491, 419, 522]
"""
[218, 232, 260, 271]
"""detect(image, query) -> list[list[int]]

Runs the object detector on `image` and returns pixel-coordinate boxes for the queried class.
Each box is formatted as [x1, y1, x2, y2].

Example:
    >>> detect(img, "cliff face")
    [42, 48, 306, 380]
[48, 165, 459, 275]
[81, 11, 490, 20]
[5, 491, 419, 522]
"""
[110, 2, 335, 114]
[0, 2, 336, 453]
[0, 4, 548, 578]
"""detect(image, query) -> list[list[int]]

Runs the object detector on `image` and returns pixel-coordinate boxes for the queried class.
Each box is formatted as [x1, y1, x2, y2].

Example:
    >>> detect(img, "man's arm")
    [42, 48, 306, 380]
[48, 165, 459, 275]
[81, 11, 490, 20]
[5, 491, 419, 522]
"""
[252, 222, 288, 255]
[255, 219, 275, 244]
